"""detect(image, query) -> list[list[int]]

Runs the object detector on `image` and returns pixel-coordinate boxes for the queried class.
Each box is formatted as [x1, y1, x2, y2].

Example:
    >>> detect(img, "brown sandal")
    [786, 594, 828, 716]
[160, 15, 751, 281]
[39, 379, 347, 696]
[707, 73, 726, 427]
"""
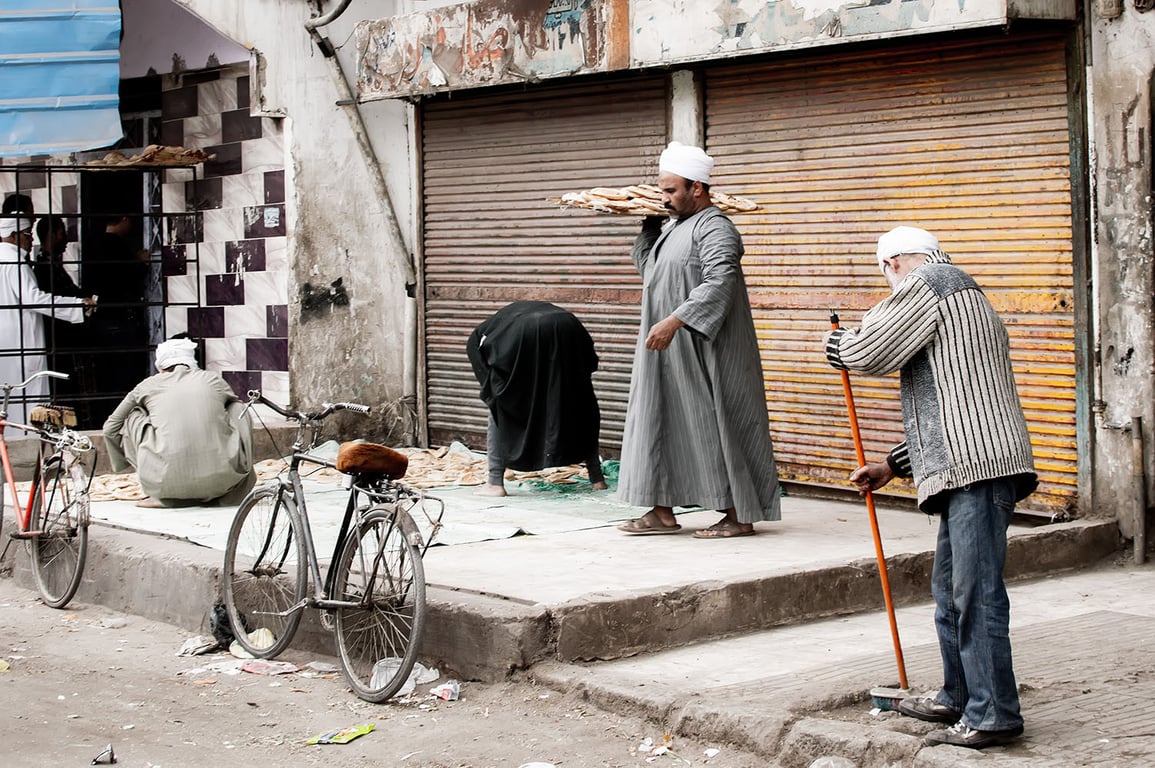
[692, 518, 755, 539]
[618, 510, 682, 535]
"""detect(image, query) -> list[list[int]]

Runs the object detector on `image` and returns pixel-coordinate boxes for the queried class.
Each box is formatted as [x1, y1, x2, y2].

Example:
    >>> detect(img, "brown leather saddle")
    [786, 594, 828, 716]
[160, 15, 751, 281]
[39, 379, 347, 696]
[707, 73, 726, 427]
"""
[335, 441, 409, 480]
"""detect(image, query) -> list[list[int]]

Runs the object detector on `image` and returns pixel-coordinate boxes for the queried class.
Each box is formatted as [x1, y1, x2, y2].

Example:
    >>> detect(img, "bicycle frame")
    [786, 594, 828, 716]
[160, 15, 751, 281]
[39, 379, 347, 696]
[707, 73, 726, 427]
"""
[264, 447, 427, 615]
[0, 414, 42, 535]
[0, 369, 72, 536]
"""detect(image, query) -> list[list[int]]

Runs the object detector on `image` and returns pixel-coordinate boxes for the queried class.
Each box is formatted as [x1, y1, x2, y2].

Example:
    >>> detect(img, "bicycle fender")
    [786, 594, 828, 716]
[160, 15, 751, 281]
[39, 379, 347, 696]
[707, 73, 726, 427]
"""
[392, 507, 425, 549]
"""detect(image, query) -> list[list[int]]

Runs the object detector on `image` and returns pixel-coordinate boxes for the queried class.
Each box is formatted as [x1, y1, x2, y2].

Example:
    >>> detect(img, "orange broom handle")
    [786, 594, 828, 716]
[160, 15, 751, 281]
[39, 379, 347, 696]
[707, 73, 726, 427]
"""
[830, 310, 908, 690]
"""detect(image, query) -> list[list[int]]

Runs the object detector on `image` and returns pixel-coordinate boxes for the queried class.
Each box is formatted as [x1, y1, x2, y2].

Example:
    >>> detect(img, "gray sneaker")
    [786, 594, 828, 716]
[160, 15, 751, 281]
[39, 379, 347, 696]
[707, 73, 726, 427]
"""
[897, 695, 962, 724]
[926, 721, 1024, 749]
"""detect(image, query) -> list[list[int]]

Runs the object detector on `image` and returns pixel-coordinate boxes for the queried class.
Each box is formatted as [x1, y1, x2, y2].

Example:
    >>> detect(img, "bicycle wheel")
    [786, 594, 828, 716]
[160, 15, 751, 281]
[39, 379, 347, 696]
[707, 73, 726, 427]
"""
[333, 506, 427, 703]
[29, 454, 89, 608]
[222, 486, 307, 658]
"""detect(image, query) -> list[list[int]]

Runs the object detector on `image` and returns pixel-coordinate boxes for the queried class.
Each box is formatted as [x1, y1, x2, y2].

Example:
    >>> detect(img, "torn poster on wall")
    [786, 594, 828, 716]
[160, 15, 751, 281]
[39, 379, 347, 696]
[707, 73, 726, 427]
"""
[354, 0, 606, 101]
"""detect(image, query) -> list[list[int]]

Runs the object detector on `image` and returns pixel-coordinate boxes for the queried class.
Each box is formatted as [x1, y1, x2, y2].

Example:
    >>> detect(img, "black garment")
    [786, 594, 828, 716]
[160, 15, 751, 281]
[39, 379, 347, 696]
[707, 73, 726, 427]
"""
[466, 301, 600, 472]
[80, 231, 150, 425]
[82, 231, 148, 328]
[31, 253, 84, 396]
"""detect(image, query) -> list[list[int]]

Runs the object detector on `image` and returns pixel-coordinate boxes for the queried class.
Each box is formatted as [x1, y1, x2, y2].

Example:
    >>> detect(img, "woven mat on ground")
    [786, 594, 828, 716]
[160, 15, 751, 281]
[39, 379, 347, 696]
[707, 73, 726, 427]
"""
[82, 445, 646, 549]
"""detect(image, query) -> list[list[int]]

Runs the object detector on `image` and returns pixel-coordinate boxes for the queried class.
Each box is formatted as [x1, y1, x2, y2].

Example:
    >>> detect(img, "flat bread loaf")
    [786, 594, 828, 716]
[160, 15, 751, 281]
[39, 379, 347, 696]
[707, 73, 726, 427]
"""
[548, 185, 760, 216]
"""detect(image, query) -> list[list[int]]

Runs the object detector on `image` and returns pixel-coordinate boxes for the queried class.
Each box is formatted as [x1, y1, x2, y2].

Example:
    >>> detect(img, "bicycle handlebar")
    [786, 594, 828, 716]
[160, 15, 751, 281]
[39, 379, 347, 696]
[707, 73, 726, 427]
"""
[2, 369, 69, 394]
[246, 390, 371, 422]
[0, 370, 71, 421]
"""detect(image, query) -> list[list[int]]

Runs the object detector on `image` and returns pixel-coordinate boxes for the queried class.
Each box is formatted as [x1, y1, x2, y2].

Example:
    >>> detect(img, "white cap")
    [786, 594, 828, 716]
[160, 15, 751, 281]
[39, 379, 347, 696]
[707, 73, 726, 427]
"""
[0, 216, 32, 238]
[876, 226, 940, 274]
[658, 141, 714, 184]
[155, 338, 199, 371]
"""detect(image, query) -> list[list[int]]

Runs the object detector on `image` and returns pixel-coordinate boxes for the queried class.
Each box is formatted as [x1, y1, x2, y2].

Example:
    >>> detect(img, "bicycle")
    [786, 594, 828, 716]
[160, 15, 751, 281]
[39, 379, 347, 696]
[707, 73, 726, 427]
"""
[0, 370, 96, 609]
[222, 390, 444, 702]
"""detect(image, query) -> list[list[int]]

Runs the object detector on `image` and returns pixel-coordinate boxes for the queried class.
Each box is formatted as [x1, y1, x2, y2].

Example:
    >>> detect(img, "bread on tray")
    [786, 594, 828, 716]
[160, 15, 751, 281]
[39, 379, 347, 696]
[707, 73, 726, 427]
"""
[548, 184, 760, 216]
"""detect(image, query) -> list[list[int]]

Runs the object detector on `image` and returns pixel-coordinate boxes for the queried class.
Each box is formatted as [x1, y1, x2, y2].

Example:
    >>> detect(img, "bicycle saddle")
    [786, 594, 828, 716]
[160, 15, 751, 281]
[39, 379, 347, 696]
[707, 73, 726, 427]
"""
[336, 441, 409, 479]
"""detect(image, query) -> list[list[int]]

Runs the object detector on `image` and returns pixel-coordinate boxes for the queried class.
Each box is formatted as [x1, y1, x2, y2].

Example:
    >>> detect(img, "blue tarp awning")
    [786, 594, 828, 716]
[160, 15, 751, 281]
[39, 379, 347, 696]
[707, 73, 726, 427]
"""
[0, 1, 123, 157]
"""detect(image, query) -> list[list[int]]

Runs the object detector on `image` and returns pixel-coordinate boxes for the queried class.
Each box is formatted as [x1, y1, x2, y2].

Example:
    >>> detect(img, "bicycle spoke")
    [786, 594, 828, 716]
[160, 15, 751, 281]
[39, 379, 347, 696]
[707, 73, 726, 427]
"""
[333, 508, 426, 703]
[29, 455, 88, 608]
[223, 488, 307, 658]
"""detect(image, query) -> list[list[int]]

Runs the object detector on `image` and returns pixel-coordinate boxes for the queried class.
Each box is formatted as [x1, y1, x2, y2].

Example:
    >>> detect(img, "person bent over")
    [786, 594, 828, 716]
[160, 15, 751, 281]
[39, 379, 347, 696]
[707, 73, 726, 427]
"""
[103, 337, 256, 508]
[467, 301, 605, 497]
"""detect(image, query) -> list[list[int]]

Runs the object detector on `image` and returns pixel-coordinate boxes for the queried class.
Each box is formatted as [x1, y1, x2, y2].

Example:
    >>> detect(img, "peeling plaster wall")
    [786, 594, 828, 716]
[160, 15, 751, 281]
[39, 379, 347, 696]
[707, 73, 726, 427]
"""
[1091, 3, 1155, 528]
[174, 0, 418, 442]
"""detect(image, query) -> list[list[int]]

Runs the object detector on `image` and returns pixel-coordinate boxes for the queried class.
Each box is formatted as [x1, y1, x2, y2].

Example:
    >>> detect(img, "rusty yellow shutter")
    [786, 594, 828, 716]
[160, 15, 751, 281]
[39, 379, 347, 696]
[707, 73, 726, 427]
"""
[704, 33, 1077, 515]
[419, 76, 669, 451]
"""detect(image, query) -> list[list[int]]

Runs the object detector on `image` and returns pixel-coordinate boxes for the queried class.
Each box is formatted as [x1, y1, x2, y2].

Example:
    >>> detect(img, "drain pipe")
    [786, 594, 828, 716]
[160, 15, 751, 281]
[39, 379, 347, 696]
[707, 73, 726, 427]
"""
[303, 0, 353, 30]
[1134, 416, 1147, 564]
[304, 2, 420, 442]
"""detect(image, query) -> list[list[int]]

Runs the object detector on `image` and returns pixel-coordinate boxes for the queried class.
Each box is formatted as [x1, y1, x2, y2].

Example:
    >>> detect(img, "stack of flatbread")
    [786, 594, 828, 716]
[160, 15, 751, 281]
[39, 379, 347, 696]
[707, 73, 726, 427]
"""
[85, 144, 215, 167]
[87, 473, 147, 502]
[549, 184, 760, 216]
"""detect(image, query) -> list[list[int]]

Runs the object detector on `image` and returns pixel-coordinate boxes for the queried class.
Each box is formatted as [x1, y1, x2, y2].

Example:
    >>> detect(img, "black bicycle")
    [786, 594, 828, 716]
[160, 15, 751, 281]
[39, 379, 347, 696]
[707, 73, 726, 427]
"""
[222, 391, 443, 702]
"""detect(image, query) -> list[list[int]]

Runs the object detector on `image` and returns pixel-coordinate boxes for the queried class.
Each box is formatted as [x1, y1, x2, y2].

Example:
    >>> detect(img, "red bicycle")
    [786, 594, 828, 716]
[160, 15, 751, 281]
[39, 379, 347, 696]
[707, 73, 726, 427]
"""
[0, 370, 95, 608]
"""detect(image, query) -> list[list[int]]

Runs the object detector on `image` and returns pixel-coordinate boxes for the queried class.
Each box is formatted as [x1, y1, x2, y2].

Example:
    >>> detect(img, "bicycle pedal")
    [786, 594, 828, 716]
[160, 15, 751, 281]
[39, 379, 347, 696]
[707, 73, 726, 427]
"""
[319, 611, 335, 631]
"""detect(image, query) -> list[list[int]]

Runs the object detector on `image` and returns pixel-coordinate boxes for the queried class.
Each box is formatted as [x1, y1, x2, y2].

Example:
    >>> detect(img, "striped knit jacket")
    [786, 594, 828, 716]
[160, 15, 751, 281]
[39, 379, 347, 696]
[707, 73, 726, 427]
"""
[825, 251, 1037, 509]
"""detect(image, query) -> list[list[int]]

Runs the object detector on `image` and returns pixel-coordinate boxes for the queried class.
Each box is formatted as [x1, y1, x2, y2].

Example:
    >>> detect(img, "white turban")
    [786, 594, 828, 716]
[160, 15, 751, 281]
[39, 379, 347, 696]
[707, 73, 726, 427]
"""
[658, 141, 714, 184]
[155, 338, 199, 371]
[0, 216, 32, 238]
[876, 226, 940, 274]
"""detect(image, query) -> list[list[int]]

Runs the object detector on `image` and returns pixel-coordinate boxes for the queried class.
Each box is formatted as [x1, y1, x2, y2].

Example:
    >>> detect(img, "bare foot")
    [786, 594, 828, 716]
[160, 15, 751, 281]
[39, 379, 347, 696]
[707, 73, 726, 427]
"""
[590, 481, 608, 491]
[474, 484, 507, 497]
[135, 497, 164, 509]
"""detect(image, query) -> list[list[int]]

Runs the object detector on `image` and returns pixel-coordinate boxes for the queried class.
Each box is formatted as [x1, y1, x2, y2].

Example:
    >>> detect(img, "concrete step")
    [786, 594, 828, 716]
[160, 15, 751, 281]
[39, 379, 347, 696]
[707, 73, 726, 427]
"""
[2, 493, 1120, 683]
[530, 563, 1155, 767]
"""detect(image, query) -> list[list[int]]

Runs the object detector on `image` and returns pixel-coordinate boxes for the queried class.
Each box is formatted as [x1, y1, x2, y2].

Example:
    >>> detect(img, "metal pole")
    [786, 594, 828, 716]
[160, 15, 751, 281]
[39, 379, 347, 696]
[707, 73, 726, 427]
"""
[830, 311, 908, 690]
[1134, 416, 1146, 565]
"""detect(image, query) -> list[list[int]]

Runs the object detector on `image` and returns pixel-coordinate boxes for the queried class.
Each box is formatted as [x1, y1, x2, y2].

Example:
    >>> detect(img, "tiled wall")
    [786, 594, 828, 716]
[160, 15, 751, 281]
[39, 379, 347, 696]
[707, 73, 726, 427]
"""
[158, 64, 290, 405]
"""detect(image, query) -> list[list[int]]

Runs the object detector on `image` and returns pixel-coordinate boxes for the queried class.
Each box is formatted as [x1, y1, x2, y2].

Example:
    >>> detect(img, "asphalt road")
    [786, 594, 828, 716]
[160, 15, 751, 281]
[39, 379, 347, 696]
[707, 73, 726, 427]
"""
[0, 578, 767, 768]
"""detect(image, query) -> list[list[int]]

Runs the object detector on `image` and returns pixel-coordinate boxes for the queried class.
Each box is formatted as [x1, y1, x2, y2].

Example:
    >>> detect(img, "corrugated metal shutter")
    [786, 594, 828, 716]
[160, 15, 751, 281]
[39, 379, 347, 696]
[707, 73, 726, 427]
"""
[420, 75, 669, 451]
[704, 33, 1077, 515]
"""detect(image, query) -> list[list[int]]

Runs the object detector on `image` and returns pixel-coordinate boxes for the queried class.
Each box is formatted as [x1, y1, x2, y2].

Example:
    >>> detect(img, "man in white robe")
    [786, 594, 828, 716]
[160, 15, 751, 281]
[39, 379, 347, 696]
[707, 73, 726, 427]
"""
[617, 142, 781, 538]
[0, 216, 91, 424]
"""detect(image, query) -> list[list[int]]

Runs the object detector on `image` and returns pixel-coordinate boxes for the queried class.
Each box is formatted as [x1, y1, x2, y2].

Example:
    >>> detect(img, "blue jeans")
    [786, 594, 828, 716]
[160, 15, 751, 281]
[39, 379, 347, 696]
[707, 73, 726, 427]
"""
[930, 477, 1023, 732]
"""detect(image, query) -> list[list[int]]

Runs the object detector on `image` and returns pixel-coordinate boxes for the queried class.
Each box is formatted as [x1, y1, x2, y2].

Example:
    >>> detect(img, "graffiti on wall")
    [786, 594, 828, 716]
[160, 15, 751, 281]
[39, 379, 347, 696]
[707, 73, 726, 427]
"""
[355, 0, 605, 101]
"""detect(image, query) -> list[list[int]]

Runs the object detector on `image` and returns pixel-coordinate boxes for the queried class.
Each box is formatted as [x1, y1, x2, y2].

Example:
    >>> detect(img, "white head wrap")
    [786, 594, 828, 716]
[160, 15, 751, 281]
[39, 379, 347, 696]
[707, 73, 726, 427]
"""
[155, 338, 199, 371]
[876, 226, 940, 274]
[0, 216, 32, 238]
[658, 141, 714, 184]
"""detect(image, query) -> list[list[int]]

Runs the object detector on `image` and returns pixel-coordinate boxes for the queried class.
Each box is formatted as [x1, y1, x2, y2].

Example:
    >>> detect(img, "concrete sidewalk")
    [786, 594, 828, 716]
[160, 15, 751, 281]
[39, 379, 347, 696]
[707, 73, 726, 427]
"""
[6, 482, 1117, 672]
[533, 562, 1155, 767]
[2, 479, 1128, 766]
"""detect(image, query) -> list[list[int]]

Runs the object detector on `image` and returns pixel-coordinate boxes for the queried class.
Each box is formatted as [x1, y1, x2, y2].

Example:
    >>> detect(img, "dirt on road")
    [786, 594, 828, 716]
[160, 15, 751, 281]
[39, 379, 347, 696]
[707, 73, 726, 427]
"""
[0, 580, 766, 768]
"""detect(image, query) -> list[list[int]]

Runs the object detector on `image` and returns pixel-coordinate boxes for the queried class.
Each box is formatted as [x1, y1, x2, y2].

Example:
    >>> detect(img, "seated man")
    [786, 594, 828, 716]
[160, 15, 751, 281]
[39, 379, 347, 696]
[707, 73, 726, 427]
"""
[103, 337, 256, 508]
[466, 301, 606, 497]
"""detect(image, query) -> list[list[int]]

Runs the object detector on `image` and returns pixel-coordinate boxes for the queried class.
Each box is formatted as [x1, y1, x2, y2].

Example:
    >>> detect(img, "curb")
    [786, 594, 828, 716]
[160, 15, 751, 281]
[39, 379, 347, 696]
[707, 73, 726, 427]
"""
[4, 518, 1122, 683]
